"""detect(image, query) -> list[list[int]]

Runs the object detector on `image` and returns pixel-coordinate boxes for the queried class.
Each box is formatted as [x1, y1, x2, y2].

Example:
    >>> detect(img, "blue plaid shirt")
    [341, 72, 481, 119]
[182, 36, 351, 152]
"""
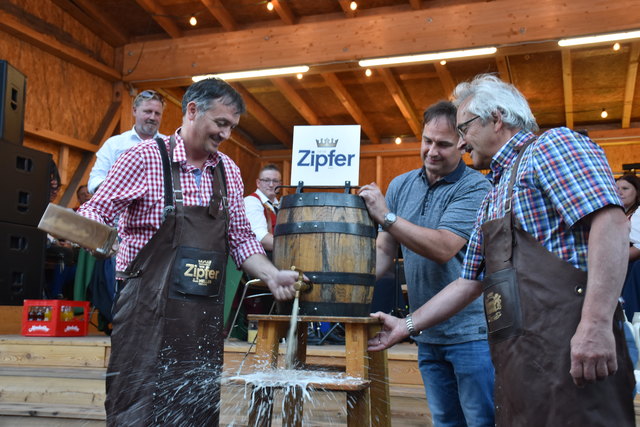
[462, 127, 623, 280]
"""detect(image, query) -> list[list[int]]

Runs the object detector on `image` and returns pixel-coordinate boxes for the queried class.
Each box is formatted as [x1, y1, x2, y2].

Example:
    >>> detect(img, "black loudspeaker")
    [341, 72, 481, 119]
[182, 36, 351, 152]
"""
[0, 222, 45, 305]
[0, 61, 26, 146]
[0, 144, 51, 226]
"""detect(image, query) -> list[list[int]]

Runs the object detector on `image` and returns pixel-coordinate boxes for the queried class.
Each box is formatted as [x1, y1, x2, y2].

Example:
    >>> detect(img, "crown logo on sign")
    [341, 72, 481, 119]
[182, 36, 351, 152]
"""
[316, 138, 338, 148]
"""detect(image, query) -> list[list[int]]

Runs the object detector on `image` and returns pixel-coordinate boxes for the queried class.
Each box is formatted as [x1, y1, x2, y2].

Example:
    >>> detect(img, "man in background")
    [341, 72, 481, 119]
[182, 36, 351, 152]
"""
[88, 90, 165, 193]
[358, 100, 494, 426]
[244, 164, 281, 255]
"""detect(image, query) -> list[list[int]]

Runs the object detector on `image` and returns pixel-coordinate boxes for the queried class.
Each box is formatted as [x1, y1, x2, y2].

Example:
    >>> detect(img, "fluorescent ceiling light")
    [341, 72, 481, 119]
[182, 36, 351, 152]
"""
[358, 47, 497, 67]
[192, 65, 309, 82]
[558, 30, 640, 47]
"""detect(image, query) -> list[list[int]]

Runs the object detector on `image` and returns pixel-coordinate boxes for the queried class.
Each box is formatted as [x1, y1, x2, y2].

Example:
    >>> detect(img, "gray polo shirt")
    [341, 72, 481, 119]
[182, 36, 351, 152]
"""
[385, 160, 491, 344]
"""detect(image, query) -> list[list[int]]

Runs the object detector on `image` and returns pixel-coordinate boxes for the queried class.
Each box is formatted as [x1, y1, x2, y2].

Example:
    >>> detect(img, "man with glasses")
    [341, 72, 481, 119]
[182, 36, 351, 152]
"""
[244, 164, 282, 255]
[369, 74, 634, 425]
[88, 90, 165, 193]
[358, 101, 494, 426]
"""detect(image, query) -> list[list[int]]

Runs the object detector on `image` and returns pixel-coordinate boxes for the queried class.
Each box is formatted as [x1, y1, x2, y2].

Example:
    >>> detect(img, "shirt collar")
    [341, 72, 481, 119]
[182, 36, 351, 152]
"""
[419, 159, 467, 185]
[255, 188, 279, 206]
[132, 125, 159, 142]
[173, 129, 220, 171]
[487, 130, 534, 184]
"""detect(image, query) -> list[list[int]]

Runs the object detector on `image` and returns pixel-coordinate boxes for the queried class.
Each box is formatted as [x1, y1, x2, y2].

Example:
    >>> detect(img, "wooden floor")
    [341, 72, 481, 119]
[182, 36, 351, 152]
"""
[0, 334, 430, 426]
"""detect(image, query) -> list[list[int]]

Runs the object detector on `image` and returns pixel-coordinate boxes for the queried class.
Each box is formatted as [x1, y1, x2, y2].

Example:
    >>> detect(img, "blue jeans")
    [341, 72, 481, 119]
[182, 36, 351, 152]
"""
[418, 340, 495, 427]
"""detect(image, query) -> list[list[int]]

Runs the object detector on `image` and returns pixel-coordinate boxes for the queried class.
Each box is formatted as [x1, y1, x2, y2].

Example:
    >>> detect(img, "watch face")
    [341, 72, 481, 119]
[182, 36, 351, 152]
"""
[386, 212, 396, 222]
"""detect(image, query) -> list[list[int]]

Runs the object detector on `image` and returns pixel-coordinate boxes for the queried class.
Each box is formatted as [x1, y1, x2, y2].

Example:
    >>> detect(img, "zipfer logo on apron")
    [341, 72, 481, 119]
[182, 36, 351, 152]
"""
[182, 259, 221, 286]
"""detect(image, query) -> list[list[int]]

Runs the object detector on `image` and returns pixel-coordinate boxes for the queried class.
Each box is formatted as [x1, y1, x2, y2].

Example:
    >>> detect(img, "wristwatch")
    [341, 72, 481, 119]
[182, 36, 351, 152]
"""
[382, 212, 397, 230]
[405, 314, 421, 337]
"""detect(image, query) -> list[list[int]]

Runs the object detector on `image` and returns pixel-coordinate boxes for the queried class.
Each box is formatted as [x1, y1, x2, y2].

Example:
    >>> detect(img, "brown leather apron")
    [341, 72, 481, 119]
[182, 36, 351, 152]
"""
[481, 139, 635, 426]
[105, 137, 229, 426]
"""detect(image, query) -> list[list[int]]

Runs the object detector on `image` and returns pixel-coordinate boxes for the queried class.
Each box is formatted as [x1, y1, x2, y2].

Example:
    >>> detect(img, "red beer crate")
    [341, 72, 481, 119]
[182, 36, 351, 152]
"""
[21, 299, 90, 337]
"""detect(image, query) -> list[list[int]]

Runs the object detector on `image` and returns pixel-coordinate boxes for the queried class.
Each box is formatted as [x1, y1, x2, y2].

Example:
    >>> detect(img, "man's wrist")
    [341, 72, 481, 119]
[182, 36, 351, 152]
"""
[382, 212, 397, 231]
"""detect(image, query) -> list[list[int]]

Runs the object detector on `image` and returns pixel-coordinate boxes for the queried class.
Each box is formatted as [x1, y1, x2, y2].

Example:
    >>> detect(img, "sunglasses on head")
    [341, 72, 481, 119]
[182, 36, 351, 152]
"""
[135, 90, 165, 105]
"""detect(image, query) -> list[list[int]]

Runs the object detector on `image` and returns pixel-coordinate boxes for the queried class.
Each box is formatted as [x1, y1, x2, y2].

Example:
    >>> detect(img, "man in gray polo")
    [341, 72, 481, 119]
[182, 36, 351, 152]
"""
[358, 101, 494, 426]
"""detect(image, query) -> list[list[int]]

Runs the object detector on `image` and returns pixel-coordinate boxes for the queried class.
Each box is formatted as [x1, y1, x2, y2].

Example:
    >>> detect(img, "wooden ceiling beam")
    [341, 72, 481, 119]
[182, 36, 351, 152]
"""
[0, 9, 120, 81]
[272, 0, 297, 25]
[561, 50, 574, 130]
[270, 78, 321, 125]
[134, 0, 182, 39]
[622, 42, 640, 129]
[434, 62, 455, 99]
[200, 0, 237, 31]
[122, 0, 640, 83]
[51, 0, 128, 46]
[495, 55, 512, 83]
[409, 0, 422, 10]
[232, 83, 292, 148]
[322, 73, 380, 144]
[378, 68, 422, 140]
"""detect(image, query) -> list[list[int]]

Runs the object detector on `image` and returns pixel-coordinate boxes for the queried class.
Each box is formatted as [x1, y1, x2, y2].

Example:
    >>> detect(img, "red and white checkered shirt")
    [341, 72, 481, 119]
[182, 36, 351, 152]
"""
[78, 131, 264, 272]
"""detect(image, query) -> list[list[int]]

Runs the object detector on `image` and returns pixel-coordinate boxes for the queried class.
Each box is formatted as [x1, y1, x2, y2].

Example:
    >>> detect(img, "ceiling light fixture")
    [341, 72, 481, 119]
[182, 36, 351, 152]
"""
[350, 1, 358, 11]
[600, 108, 608, 119]
[558, 30, 640, 47]
[613, 42, 621, 51]
[365, 68, 372, 77]
[267, 0, 274, 11]
[296, 73, 303, 80]
[394, 137, 402, 145]
[358, 47, 497, 68]
[189, 15, 197, 26]
[440, 60, 447, 65]
[192, 65, 310, 82]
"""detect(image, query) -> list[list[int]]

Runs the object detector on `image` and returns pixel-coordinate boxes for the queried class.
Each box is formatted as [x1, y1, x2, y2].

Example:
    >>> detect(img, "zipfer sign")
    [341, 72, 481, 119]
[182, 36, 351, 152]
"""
[291, 125, 361, 186]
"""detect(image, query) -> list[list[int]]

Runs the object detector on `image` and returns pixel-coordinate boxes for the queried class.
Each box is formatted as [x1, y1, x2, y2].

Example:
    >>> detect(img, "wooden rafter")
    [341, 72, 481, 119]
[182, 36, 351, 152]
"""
[495, 55, 512, 83]
[378, 68, 422, 140]
[50, 0, 128, 46]
[434, 62, 455, 98]
[272, 0, 296, 25]
[229, 131, 260, 157]
[409, 0, 422, 10]
[270, 78, 321, 125]
[121, 0, 640, 83]
[321, 72, 380, 144]
[134, 0, 182, 38]
[622, 42, 640, 129]
[231, 83, 292, 148]
[0, 9, 120, 81]
[561, 49, 574, 130]
[200, 0, 236, 31]
[157, 88, 183, 110]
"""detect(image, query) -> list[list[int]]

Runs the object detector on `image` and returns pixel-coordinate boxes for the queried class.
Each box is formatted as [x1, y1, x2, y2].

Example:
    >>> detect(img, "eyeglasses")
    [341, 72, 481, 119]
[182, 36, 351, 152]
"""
[134, 90, 165, 106]
[456, 115, 480, 139]
[259, 179, 282, 185]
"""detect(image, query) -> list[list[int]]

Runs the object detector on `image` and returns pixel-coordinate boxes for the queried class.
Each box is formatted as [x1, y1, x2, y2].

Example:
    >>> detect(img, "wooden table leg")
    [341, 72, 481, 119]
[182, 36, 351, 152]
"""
[248, 319, 288, 427]
[282, 384, 304, 427]
[248, 386, 275, 427]
[344, 323, 371, 426]
[368, 324, 391, 427]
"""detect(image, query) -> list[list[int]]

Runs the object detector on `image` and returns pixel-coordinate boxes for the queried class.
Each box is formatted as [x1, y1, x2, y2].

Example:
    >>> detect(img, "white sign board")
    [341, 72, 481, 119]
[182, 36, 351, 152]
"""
[290, 125, 361, 186]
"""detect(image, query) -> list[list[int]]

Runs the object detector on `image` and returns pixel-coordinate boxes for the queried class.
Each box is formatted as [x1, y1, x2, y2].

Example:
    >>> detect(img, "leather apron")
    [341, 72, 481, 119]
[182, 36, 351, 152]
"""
[481, 139, 635, 426]
[105, 137, 229, 426]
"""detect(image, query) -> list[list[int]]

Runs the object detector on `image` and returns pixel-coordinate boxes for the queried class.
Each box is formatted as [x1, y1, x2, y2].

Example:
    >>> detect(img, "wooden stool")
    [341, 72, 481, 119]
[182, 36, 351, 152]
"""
[243, 315, 391, 427]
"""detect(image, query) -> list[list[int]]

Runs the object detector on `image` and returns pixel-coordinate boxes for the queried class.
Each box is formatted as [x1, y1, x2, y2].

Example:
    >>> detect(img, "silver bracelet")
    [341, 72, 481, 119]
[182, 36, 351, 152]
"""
[405, 314, 421, 337]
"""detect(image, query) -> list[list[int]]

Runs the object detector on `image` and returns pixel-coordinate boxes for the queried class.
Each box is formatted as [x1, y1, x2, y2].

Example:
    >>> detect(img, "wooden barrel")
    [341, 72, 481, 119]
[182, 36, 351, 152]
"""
[273, 192, 376, 317]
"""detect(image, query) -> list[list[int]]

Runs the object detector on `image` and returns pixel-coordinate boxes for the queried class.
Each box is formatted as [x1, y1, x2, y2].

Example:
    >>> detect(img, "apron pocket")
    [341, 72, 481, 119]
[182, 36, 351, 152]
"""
[171, 246, 226, 298]
[482, 267, 523, 343]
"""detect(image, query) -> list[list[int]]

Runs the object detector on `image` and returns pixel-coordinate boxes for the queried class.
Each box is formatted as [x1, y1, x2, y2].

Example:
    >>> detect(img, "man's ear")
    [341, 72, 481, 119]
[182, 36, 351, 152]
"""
[492, 110, 504, 132]
[186, 101, 198, 121]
